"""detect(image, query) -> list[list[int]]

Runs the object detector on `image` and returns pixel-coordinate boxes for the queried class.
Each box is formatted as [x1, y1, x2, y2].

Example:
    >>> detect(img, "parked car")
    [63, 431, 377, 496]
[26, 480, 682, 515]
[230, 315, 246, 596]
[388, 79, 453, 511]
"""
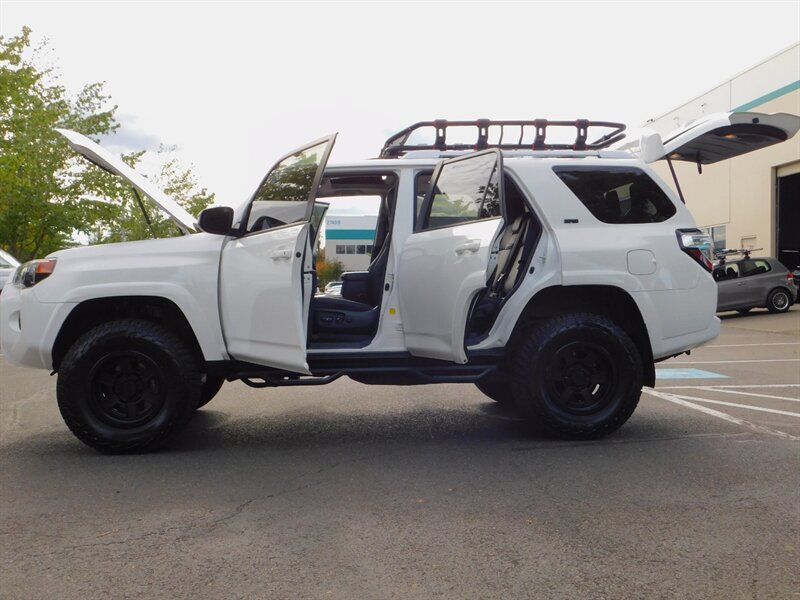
[323, 280, 343, 296]
[0, 249, 20, 293]
[713, 254, 797, 313]
[2, 112, 799, 453]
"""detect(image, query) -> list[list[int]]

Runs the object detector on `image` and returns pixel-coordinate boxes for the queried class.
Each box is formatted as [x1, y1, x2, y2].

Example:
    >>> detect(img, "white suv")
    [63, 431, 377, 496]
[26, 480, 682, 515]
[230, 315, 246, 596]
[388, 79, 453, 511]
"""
[2, 114, 798, 453]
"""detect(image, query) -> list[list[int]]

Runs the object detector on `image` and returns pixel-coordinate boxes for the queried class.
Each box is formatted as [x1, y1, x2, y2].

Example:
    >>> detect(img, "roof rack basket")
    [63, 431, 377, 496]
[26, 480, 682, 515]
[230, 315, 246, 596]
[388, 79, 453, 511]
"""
[379, 119, 627, 158]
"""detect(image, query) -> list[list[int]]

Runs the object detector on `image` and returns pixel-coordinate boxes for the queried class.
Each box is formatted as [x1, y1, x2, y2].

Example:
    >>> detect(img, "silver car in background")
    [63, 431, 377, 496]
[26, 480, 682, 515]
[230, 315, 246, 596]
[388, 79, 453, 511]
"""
[0, 249, 20, 293]
[714, 255, 797, 314]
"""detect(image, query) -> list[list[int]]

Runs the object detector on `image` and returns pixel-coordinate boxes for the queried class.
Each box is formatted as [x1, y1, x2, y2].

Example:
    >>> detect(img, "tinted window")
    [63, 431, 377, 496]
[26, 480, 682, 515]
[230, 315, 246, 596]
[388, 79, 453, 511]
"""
[553, 166, 676, 224]
[246, 139, 329, 232]
[740, 259, 771, 277]
[422, 151, 501, 231]
[714, 262, 740, 281]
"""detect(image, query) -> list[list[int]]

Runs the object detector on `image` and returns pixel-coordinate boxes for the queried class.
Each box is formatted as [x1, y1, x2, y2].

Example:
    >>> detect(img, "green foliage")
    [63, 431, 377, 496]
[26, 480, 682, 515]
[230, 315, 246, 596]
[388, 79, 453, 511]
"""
[0, 27, 215, 260]
[84, 147, 214, 244]
[0, 27, 119, 260]
[315, 246, 345, 290]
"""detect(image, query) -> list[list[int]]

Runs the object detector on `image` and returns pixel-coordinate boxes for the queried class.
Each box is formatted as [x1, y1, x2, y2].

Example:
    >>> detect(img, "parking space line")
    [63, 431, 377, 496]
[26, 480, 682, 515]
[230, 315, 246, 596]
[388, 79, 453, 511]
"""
[669, 359, 800, 364]
[702, 388, 800, 403]
[658, 384, 800, 389]
[667, 393, 800, 418]
[705, 342, 800, 348]
[644, 389, 800, 441]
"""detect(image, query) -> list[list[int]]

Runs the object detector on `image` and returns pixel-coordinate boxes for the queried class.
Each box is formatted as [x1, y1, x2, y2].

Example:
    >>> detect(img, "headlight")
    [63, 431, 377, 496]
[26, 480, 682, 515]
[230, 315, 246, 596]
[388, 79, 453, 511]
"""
[12, 258, 58, 288]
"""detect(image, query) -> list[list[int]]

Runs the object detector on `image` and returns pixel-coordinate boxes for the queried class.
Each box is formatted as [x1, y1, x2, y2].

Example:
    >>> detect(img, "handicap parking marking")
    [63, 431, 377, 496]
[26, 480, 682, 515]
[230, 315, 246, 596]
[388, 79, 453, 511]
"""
[656, 368, 729, 380]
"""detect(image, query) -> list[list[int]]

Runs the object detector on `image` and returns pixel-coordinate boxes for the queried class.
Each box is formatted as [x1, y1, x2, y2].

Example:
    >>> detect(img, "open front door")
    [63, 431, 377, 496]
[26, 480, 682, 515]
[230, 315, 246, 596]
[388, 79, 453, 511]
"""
[219, 135, 336, 374]
[397, 150, 504, 363]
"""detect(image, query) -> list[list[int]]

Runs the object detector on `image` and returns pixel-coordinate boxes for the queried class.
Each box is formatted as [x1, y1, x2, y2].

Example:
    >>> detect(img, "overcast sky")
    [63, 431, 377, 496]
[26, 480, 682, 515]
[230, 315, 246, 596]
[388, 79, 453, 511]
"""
[2, 1, 799, 209]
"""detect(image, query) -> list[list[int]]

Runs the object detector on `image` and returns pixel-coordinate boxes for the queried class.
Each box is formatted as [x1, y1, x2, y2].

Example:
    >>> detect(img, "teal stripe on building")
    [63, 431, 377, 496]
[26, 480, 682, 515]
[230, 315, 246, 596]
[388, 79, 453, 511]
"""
[326, 229, 375, 240]
[733, 80, 800, 112]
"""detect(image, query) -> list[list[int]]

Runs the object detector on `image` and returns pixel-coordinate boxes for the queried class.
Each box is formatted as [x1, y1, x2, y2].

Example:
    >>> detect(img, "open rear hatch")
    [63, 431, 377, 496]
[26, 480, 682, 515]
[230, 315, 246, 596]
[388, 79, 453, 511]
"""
[640, 112, 800, 165]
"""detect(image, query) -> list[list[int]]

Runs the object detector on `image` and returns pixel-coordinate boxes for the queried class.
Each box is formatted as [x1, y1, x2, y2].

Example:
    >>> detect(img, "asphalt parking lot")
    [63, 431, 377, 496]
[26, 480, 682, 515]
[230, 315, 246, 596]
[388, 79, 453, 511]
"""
[1, 308, 798, 599]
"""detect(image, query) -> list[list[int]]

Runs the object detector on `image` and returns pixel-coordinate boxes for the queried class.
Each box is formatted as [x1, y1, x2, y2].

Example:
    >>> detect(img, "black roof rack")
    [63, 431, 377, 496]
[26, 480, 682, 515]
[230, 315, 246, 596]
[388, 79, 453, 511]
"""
[379, 119, 627, 158]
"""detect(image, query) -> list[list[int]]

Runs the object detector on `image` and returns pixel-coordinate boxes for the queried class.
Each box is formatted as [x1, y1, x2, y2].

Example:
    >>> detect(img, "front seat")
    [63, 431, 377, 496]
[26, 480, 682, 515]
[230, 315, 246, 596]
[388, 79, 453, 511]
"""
[311, 191, 394, 335]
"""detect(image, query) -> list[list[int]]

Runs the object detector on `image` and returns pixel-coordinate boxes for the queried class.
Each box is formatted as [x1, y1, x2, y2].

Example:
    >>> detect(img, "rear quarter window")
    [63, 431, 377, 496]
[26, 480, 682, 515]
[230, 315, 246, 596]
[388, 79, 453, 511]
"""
[553, 166, 676, 224]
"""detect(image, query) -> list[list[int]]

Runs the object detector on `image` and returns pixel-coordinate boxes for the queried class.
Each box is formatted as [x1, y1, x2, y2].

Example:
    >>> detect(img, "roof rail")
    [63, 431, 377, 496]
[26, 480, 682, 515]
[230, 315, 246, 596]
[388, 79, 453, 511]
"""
[379, 119, 627, 158]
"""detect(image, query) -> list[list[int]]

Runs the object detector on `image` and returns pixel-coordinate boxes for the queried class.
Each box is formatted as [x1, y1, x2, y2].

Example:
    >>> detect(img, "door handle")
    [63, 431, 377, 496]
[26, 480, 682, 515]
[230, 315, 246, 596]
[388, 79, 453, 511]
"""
[737, 282, 746, 286]
[270, 248, 292, 260]
[455, 239, 481, 255]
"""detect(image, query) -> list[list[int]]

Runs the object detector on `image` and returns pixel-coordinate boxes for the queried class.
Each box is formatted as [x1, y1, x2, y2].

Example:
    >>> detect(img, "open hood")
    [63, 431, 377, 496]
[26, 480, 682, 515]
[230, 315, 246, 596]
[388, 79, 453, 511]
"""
[56, 128, 198, 234]
[639, 112, 800, 165]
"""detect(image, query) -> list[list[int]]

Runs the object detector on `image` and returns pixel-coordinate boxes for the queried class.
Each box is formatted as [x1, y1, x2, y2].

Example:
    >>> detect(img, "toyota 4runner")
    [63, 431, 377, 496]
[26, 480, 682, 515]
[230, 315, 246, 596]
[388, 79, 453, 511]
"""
[2, 114, 798, 453]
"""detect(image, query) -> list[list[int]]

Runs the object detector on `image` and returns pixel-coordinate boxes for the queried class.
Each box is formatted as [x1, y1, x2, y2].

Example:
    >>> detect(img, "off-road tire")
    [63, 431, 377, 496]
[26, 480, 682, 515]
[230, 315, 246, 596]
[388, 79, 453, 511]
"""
[511, 313, 643, 439]
[475, 379, 514, 406]
[197, 376, 225, 409]
[766, 288, 791, 313]
[57, 319, 201, 453]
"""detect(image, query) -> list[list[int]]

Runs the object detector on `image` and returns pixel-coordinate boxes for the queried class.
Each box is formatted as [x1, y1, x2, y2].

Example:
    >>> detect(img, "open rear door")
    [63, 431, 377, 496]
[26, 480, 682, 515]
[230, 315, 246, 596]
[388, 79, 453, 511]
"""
[396, 150, 504, 363]
[641, 112, 800, 164]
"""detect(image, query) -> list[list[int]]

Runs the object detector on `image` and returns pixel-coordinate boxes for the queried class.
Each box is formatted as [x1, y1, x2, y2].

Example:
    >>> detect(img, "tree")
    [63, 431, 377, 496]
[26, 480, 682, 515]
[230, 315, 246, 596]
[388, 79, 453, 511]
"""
[315, 245, 345, 290]
[0, 27, 118, 260]
[83, 146, 214, 244]
[0, 27, 214, 260]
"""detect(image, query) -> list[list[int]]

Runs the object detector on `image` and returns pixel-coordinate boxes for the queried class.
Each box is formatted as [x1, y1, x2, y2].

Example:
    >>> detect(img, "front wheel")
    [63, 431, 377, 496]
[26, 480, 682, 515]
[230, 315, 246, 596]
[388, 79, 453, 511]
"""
[766, 288, 791, 313]
[57, 319, 201, 453]
[511, 313, 643, 439]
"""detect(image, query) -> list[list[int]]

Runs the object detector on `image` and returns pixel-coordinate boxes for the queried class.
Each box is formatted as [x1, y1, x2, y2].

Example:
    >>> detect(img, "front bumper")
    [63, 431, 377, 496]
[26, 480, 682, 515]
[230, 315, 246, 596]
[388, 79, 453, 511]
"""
[0, 283, 75, 370]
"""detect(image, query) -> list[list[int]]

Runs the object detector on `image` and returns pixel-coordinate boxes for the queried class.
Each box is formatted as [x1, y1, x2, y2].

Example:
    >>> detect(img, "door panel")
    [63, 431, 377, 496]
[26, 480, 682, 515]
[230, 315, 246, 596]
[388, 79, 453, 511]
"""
[397, 149, 504, 363]
[218, 135, 336, 373]
[398, 219, 502, 362]
[220, 224, 312, 373]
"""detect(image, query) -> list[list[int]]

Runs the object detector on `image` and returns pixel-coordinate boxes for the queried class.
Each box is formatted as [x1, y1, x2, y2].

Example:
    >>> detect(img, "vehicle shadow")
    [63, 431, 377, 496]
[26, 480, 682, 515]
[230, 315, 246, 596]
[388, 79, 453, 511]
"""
[2, 398, 678, 459]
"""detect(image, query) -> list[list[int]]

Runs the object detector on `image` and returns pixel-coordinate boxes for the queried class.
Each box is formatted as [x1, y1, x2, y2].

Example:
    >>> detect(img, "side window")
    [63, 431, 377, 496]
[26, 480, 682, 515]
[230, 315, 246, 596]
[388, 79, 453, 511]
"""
[553, 166, 677, 224]
[414, 171, 433, 228]
[421, 150, 501, 231]
[245, 139, 330, 232]
[718, 262, 741, 280]
[740, 259, 771, 277]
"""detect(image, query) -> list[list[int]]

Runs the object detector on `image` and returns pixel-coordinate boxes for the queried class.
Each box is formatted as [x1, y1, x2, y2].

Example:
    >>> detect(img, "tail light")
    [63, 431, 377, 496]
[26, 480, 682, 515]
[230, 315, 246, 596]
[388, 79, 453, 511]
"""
[676, 229, 713, 272]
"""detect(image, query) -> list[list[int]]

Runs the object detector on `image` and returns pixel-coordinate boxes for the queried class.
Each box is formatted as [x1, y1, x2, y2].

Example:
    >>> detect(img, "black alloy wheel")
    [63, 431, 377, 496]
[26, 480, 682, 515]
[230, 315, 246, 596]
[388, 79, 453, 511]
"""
[512, 313, 643, 438]
[88, 351, 167, 428]
[57, 319, 201, 453]
[543, 341, 618, 417]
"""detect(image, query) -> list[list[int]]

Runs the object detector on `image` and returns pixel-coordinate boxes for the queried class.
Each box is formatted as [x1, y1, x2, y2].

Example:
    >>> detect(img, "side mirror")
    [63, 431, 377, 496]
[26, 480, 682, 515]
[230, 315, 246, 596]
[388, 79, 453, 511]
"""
[198, 206, 234, 235]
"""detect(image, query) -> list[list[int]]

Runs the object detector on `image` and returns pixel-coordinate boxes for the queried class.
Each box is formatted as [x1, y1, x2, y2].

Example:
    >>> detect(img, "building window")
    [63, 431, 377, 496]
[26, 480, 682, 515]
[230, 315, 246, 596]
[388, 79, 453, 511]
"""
[346, 245, 355, 254]
[335, 245, 345, 254]
[700, 225, 727, 253]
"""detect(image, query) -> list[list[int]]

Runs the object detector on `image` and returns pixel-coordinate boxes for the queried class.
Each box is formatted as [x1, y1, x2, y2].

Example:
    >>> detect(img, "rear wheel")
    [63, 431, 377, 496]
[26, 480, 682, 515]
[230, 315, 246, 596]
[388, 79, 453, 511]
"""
[766, 288, 791, 313]
[511, 313, 643, 438]
[475, 379, 514, 406]
[197, 376, 225, 409]
[57, 319, 201, 453]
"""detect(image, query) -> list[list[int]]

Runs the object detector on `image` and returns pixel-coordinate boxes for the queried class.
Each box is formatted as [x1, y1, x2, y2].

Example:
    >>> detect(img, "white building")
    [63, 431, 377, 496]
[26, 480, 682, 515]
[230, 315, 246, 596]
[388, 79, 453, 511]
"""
[325, 212, 377, 271]
[645, 43, 800, 268]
